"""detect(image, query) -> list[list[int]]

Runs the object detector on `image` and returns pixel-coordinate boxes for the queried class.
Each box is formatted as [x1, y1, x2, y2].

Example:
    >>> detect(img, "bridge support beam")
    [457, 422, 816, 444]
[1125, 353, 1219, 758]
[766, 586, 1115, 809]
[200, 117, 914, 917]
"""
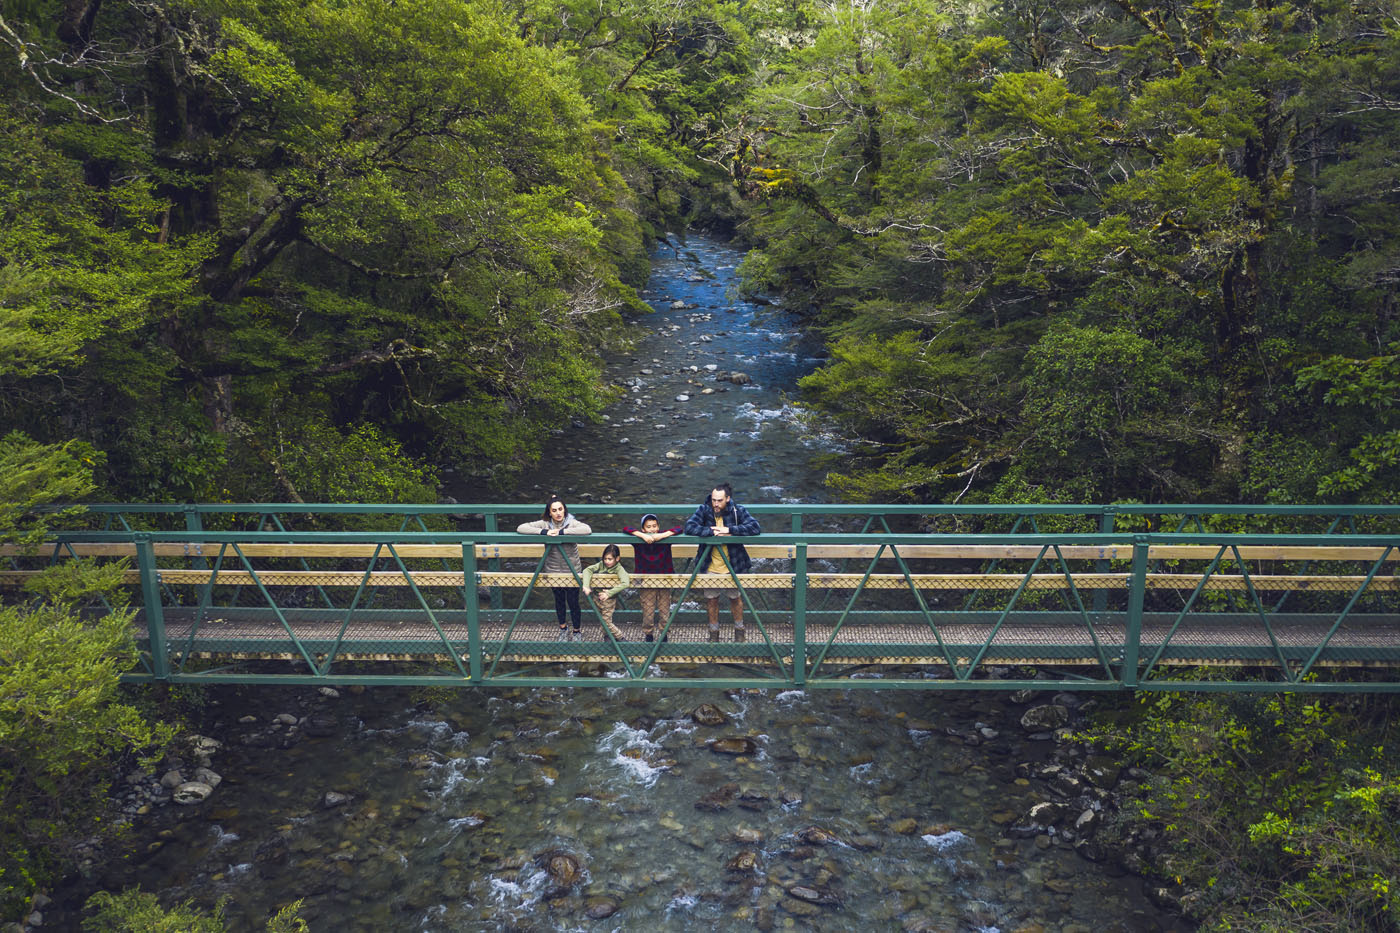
[1123, 536, 1148, 688]
[134, 534, 169, 680]
[793, 544, 807, 686]
[464, 543, 482, 682]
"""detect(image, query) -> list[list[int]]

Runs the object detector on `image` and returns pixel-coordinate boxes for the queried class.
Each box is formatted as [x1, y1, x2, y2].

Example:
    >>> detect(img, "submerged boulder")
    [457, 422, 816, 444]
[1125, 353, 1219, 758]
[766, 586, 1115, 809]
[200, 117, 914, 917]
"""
[691, 704, 729, 727]
[708, 736, 757, 756]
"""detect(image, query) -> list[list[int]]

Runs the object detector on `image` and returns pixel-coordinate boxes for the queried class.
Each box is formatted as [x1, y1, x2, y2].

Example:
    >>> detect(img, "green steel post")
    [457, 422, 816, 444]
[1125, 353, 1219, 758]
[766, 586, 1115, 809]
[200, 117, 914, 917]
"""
[1123, 536, 1148, 688]
[135, 534, 170, 680]
[463, 544, 482, 682]
[793, 543, 807, 686]
[1093, 507, 1114, 613]
[484, 513, 502, 610]
[184, 505, 207, 569]
[791, 514, 801, 534]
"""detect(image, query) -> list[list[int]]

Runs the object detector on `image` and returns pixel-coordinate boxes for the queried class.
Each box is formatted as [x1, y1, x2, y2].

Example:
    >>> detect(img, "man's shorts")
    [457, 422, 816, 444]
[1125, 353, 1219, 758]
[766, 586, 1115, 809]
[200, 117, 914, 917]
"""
[701, 571, 740, 601]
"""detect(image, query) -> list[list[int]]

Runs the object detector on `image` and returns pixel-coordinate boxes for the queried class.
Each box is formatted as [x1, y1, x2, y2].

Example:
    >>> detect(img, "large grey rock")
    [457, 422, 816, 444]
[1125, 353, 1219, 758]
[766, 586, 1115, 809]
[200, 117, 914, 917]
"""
[193, 767, 222, 789]
[172, 781, 213, 805]
[1083, 756, 1122, 789]
[1020, 704, 1070, 731]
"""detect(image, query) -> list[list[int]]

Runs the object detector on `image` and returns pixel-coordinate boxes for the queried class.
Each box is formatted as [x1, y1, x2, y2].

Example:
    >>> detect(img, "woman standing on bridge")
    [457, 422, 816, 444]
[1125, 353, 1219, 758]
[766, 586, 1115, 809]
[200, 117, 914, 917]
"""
[517, 496, 592, 637]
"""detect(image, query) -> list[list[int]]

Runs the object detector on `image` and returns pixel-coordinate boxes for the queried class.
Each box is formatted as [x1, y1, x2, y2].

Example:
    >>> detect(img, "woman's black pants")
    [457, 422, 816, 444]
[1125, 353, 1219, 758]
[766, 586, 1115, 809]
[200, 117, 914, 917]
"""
[552, 587, 581, 627]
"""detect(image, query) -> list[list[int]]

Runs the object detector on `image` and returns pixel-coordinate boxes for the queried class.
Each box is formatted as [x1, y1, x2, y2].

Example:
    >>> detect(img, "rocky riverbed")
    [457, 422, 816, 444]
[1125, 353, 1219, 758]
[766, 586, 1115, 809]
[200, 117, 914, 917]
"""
[43, 673, 1194, 932]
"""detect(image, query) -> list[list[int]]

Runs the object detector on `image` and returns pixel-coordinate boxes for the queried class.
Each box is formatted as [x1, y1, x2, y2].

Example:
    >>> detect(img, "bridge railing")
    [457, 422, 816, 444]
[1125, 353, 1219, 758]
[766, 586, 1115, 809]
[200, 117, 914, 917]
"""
[35, 502, 1400, 537]
[4, 518, 1400, 691]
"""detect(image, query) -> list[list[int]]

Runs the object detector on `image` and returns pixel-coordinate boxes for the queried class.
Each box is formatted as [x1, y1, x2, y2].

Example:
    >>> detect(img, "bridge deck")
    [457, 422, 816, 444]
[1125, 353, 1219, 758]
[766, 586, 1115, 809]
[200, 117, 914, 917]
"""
[142, 608, 1400, 668]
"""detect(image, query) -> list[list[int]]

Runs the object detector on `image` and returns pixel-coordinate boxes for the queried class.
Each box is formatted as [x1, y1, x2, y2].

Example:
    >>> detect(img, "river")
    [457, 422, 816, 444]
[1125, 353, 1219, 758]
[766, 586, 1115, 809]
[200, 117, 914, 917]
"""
[64, 233, 1193, 932]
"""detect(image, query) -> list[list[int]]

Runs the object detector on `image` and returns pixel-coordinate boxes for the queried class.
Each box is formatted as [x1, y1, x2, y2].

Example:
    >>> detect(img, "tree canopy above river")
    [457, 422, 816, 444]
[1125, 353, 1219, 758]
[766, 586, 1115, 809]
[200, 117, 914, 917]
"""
[3, 0, 1400, 506]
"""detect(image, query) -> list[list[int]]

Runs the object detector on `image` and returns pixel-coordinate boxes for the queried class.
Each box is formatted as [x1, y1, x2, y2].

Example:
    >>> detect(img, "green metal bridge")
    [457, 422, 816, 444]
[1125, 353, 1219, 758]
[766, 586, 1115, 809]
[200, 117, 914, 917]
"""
[5, 503, 1400, 692]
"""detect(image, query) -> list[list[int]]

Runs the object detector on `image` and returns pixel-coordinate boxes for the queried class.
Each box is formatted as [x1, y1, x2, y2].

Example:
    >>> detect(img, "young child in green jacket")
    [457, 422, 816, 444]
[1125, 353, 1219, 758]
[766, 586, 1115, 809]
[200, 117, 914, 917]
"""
[581, 544, 630, 641]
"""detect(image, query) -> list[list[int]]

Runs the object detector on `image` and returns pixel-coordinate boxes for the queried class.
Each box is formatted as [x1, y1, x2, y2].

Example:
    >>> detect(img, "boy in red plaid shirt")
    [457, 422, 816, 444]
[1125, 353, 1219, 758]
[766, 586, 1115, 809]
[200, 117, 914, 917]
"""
[623, 513, 681, 642]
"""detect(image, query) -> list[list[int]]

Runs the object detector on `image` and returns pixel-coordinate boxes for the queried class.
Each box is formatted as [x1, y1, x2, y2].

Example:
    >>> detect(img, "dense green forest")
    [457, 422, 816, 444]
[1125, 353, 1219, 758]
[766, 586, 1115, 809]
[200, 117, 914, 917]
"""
[4, 0, 1400, 505]
[4, 0, 1400, 928]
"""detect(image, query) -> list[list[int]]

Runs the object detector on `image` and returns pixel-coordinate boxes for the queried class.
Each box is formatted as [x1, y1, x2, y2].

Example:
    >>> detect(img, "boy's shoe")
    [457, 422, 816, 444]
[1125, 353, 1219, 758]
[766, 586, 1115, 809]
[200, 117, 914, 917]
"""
[733, 627, 745, 643]
[644, 633, 655, 643]
[708, 629, 721, 642]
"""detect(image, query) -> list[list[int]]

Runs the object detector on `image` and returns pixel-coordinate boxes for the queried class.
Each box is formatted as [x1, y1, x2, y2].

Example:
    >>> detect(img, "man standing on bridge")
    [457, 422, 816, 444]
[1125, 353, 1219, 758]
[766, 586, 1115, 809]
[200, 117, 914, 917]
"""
[684, 482, 761, 642]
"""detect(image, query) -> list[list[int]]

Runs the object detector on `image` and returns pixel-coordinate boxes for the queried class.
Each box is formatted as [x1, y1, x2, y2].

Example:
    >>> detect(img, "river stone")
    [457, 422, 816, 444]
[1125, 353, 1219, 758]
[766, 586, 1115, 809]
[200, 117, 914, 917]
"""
[1083, 756, 1122, 789]
[733, 826, 764, 844]
[1019, 704, 1070, 731]
[891, 818, 919, 835]
[189, 735, 222, 756]
[193, 767, 222, 789]
[675, 394, 690, 402]
[1075, 809, 1100, 834]
[1050, 771, 1085, 797]
[172, 781, 213, 805]
[160, 769, 185, 789]
[726, 850, 760, 872]
[797, 826, 838, 846]
[585, 897, 620, 919]
[901, 916, 958, 933]
[708, 736, 757, 756]
[691, 703, 729, 726]
[696, 783, 738, 811]
[321, 791, 352, 809]
[785, 884, 841, 906]
[535, 849, 582, 887]
[1028, 802, 1067, 825]
[1074, 838, 1103, 861]
[728, 372, 752, 385]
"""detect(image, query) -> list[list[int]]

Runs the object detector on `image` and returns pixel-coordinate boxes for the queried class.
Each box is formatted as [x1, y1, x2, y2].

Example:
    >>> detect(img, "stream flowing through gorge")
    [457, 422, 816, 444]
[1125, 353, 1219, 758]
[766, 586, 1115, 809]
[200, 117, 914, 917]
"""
[61, 234, 1193, 933]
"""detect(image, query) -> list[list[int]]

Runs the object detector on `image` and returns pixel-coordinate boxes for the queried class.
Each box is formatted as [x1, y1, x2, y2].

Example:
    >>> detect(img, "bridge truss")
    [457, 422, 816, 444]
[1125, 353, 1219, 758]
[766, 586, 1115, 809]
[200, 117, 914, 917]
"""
[4, 503, 1400, 692]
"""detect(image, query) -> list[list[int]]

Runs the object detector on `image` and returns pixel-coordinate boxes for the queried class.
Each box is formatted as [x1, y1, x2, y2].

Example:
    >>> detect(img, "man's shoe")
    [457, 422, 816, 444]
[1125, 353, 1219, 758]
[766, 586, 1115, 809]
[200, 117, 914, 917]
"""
[708, 629, 721, 643]
[644, 633, 655, 643]
[733, 627, 745, 643]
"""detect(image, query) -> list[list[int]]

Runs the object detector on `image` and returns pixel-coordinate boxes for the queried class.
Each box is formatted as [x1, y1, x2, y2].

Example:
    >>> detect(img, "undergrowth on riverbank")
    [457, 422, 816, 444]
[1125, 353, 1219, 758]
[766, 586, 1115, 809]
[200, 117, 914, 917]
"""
[83, 890, 306, 932]
[1084, 687, 1400, 931]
